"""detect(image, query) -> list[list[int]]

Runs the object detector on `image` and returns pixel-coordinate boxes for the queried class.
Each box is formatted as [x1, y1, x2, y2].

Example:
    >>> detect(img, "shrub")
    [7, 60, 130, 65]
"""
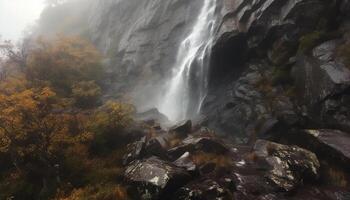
[190, 152, 233, 169]
[72, 81, 102, 108]
[88, 101, 135, 154]
[26, 36, 104, 94]
[57, 184, 129, 200]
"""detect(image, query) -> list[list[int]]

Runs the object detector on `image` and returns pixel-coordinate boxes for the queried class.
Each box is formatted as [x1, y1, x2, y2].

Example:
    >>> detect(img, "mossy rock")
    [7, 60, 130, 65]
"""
[298, 31, 325, 53]
[271, 66, 294, 86]
[298, 31, 342, 54]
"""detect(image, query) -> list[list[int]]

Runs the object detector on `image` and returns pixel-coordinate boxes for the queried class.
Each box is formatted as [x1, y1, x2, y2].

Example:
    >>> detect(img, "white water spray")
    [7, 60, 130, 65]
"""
[158, 0, 217, 122]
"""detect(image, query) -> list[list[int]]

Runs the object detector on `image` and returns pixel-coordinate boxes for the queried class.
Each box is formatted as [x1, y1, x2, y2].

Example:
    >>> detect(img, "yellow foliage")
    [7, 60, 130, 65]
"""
[0, 35, 129, 199]
[56, 184, 129, 200]
[72, 81, 102, 108]
[26, 36, 104, 94]
[0, 84, 92, 168]
[91, 101, 134, 131]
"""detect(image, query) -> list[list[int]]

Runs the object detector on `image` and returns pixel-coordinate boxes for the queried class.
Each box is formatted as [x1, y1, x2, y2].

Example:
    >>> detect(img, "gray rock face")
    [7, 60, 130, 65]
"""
[294, 40, 350, 106]
[202, 0, 338, 138]
[203, 0, 350, 137]
[125, 157, 191, 199]
[291, 40, 350, 130]
[88, 0, 206, 110]
[216, 0, 327, 46]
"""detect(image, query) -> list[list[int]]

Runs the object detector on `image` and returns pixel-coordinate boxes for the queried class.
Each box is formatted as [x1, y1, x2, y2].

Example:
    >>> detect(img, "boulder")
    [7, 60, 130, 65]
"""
[135, 108, 170, 126]
[173, 152, 197, 173]
[289, 129, 350, 187]
[123, 137, 146, 165]
[174, 177, 235, 200]
[125, 157, 191, 199]
[253, 140, 320, 191]
[167, 135, 229, 160]
[144, 137, 169, 160]
[292, 186, 350, 200]
[290, 129, 350, 169]
[169, 120, 192, 138]
[232, 173, 280, 200]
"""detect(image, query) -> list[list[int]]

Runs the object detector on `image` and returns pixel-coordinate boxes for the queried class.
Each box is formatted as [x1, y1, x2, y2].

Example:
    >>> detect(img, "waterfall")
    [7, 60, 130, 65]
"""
[158, 0, 217, 122]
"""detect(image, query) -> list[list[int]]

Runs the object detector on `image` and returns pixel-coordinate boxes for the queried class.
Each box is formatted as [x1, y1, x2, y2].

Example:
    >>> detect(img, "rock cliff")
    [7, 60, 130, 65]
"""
[83, 0, 350, 198]
[88, 0, 207, 111]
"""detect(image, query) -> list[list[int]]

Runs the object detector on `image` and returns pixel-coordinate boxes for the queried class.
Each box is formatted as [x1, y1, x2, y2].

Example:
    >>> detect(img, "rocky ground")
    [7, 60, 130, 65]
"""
[120, 119, 350, 200]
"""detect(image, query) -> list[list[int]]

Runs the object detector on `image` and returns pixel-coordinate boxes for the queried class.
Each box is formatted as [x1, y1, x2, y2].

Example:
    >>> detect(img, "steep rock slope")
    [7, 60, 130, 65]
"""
[88, 0, 208, 110]
[84, 0, 350, 198]
[203, 0, 350, 136]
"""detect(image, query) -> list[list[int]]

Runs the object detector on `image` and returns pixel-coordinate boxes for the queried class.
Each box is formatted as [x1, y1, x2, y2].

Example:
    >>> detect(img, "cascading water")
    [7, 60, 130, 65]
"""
[158, 0, 217, 122]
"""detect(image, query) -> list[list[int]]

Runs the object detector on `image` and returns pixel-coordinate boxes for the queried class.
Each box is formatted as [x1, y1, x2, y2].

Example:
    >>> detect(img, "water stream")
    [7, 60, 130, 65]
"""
[158, 0, 217, 122]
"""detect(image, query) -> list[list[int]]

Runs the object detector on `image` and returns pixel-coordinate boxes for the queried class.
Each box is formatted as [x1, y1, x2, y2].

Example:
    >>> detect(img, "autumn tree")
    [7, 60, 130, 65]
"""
[0, 79, 93, 199]
[89, 101, 135, 154]
[26, 36, 104, 95]
[0, 35, 134, 199]
[0, 38, 31, 70]
[72, 81, 102, 108]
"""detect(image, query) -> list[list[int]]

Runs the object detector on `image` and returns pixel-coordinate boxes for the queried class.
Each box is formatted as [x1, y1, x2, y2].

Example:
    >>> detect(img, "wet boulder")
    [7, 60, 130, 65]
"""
[292, 186, 350, 200]
[123, 136, 146, 165]
[232, 173, 281, 200]
[290, 129, 350, 172]
[253, 140, 320, 191]
[173, 152, 197, 173]
[174, 176, 235, 200]
[304, 129, 350, 166]
[169, 120, 192, 138]
[125, 157, 191, 200]
[167, 135, 229, 160]
[144, 137, 169, 160]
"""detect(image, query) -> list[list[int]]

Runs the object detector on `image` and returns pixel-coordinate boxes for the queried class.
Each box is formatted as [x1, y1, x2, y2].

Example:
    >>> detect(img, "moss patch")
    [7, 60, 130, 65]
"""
[298, 31, 325, 53]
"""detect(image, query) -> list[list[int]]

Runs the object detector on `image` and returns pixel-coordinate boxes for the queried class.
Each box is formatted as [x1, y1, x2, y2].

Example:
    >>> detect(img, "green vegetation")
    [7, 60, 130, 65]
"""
[271, 65, 294, 86]
[298, 31, 325, 53]
[0, 36, 133, 200]
[298, 31, 342, 54]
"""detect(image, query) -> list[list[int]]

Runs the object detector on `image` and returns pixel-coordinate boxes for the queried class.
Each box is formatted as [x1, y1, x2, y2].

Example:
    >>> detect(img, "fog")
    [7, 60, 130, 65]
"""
[0, 0, 45, 41]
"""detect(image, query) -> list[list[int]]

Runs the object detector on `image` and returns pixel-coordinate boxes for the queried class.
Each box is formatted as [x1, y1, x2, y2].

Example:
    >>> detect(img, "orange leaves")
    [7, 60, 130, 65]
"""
[26, 36, 104, 94]
[38, 87, 56, 100]
[0, 130, 11, 153]
[72, 81, 102, 108]
[0, 83, 91, 162]
[91, 101, 134, 132]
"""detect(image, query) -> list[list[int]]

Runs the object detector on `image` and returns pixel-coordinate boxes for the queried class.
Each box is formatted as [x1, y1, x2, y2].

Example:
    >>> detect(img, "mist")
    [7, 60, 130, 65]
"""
[0, 0, 45, 41]
[1, 0, 350, 199]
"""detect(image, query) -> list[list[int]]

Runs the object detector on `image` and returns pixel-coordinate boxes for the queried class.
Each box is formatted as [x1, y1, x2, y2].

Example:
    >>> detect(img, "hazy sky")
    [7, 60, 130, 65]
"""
[0, 0, 45, 41]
